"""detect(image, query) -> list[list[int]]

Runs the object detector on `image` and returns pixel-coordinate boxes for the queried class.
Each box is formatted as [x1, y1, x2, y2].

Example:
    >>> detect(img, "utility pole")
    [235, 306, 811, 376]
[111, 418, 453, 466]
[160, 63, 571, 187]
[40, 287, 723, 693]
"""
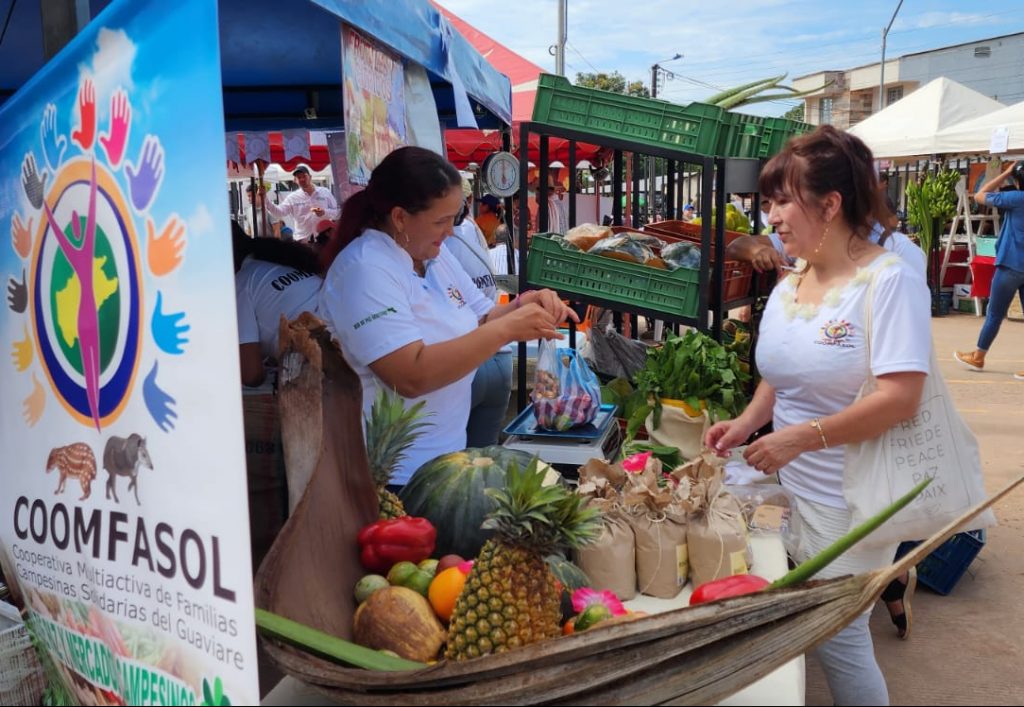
[878, 0, 905, 114]
[648, 54, 682, 221]
[552, 0, 567, 76]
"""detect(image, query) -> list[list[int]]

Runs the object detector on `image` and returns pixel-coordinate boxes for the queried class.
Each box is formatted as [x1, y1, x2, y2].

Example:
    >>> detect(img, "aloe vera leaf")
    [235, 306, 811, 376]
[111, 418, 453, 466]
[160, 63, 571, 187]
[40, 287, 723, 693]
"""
[705, 75, 786, 106]
[254, 608, 425, 671]
[769, 477, 932, 589]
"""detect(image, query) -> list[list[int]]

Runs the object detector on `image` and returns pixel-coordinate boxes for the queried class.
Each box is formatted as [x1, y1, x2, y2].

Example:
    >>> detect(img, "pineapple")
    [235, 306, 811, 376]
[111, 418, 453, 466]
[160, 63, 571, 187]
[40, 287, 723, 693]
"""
[445, 459, 602, 660]
[365, 388, 430, 519]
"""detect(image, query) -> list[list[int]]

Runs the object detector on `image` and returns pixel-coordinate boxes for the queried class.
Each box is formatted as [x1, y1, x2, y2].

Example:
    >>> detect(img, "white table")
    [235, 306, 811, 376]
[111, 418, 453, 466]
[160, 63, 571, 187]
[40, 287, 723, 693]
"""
[262, 534, 804, 706]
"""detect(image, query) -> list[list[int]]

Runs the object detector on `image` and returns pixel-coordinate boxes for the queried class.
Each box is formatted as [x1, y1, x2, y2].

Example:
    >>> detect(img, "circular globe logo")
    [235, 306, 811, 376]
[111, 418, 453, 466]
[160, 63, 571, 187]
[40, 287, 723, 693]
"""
[30, 159, 142, 430]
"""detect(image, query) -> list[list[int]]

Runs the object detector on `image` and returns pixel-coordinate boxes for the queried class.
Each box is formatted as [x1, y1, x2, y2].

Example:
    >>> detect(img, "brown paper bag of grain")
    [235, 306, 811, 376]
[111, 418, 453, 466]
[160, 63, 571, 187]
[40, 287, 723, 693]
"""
[574, 500, 637, 600]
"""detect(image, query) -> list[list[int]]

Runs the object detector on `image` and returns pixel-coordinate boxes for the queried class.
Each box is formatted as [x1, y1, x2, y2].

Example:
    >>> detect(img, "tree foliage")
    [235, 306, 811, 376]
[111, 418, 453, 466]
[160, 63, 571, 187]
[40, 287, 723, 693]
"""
[783, 104, 805, 121]
[575, 71, 650, 98]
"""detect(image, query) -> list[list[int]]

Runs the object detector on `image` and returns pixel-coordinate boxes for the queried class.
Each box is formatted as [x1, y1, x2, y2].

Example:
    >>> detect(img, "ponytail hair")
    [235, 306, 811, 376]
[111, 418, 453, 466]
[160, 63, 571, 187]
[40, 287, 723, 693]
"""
[319, 146, 462, 272]
[231, 220, 320, 275]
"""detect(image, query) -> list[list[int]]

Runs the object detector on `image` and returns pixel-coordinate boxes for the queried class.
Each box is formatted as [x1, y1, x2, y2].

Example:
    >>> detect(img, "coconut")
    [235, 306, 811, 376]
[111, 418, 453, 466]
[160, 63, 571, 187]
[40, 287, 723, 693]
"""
[352, 586, 446, 662]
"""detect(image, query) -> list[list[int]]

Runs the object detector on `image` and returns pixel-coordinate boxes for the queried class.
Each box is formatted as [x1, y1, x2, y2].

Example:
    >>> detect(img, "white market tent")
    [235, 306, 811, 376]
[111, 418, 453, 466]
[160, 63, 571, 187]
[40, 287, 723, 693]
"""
[933, 100, 1024, 156]
[848, 77, 1005, 160]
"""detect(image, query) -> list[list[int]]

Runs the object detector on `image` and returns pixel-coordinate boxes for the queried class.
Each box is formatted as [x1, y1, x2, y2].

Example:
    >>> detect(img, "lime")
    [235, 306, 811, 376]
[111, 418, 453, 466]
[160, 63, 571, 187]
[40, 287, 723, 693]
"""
[386, 561, 419, 586]
[354, 575, 389, 604]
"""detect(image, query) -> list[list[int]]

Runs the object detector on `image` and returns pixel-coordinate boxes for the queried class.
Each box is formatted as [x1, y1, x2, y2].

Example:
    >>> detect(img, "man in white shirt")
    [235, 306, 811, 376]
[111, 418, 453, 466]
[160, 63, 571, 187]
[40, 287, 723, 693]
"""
[260, 165, 340, 242]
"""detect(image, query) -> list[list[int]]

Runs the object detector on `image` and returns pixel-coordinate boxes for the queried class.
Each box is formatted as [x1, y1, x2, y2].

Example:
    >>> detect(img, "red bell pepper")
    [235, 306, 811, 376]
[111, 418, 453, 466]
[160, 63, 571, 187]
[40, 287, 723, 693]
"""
[357, 517, 437, 574]
[689, 574, 770, 606]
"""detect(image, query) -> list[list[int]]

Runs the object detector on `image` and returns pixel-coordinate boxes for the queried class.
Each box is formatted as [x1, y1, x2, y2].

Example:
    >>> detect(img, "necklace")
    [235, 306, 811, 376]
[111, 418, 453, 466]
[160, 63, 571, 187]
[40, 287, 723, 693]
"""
[780, 254, 901, 320]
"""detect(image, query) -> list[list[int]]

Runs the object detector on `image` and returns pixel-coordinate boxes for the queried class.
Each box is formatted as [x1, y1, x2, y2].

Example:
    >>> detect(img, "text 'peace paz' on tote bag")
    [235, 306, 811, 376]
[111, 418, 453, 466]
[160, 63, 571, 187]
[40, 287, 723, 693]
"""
[842, 270, 996, 547]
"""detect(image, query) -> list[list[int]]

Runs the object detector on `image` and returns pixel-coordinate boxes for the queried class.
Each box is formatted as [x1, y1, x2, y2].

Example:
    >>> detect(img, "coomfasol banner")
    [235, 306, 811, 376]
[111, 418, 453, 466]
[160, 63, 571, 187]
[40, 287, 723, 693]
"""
[0, 0, 258, 703]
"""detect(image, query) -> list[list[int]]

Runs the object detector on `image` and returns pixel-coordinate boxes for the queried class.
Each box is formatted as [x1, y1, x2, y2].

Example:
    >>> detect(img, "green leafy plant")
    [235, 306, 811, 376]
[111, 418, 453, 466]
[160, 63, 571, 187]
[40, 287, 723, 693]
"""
[906, 169, 959, 256]
[201, 677, 231, 706]
[626, 330, 751, 441]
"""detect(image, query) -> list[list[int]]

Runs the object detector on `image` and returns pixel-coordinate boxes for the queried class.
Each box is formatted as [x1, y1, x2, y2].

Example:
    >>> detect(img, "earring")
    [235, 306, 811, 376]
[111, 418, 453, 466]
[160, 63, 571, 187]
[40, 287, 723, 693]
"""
[812, 221, 831, 257]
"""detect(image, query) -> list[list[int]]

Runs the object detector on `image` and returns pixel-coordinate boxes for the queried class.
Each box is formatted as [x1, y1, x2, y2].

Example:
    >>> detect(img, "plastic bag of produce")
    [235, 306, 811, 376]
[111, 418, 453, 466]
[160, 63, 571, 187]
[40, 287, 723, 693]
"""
[564, 223, 613, 251]
[588, 235, 655, 265]
[532, 340, 602, 431]
[661, 241, 702, 270]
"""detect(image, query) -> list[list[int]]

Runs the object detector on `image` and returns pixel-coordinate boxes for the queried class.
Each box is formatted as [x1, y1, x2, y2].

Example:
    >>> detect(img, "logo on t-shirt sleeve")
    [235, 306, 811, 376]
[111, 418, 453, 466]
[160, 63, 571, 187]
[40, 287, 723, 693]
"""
[447, 286, 466, 308]
[816, 319, 856, 348]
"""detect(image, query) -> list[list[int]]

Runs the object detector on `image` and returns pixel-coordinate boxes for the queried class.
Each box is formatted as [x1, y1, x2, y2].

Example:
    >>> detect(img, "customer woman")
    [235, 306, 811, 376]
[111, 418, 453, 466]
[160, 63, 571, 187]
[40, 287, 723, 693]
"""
[705, 126, 931, 706]
[318, 146, 576, 486]
[232, 221, 322, 387]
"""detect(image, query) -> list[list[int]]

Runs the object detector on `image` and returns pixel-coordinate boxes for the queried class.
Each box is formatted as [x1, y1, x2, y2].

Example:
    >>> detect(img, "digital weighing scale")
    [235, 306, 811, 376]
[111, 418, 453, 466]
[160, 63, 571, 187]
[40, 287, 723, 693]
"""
[501, 403, 622, 480]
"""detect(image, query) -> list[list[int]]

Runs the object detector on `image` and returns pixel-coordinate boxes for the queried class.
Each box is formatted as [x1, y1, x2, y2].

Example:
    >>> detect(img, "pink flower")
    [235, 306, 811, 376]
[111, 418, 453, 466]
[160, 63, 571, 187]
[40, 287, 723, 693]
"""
[571, 587, 627, 616]
[622, 451, 652, 473]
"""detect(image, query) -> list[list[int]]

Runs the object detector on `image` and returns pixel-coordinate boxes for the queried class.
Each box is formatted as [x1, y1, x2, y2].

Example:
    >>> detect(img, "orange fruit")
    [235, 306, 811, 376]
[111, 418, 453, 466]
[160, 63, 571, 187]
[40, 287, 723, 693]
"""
[428, 566, 467, 622]
[562, 618, 576, 636]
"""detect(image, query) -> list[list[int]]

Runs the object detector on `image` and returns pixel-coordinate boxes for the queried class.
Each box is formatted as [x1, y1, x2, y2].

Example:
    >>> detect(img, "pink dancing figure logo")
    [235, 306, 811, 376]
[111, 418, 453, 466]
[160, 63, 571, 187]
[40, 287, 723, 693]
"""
[7, 76, 187, 432]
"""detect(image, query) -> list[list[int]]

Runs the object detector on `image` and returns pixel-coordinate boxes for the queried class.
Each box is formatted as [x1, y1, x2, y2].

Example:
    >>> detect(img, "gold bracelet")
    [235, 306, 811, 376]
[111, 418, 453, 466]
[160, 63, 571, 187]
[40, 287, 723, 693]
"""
[810, 418, 829, 449]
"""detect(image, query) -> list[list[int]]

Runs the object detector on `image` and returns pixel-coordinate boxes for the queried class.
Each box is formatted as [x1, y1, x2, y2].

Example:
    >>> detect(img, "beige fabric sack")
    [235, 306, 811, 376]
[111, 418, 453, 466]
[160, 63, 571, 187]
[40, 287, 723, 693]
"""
[645, 400, 710, 462]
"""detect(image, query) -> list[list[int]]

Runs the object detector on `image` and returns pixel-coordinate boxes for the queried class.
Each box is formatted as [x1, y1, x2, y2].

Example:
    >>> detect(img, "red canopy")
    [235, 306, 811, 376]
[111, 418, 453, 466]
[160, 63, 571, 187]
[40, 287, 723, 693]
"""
[234, 133, 331, 171]
[433, 2, 604, 169]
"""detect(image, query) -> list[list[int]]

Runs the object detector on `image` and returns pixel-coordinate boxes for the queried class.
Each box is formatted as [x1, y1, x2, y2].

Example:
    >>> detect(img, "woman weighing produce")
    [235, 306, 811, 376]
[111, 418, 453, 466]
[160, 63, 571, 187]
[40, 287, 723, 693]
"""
[318, 146, 577, 486]
[705, 126, 931, 706]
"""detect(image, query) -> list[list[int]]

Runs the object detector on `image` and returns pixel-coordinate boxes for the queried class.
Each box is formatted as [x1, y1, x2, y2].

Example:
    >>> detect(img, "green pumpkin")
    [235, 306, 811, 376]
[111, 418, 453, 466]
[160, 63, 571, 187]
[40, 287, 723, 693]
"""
[399, 446, 536, 559]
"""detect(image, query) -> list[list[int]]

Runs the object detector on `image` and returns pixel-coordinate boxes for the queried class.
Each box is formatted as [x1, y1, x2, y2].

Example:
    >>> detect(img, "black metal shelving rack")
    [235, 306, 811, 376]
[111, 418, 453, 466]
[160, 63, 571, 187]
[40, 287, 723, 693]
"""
[514, 121, 763, 410]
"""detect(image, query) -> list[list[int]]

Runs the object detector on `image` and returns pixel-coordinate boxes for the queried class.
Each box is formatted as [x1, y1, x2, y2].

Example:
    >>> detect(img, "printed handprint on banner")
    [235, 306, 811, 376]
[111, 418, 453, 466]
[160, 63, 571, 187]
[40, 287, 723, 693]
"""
[99, 89, 131, 167]
[21, 154, 47, 210]
[71, 79, 97, 151]
[23, 374, 45, 426]
[12, 327, 32, 372]
[152, 291, 190, 354]
[41, 103, 67, 172]
[125, 135, 164, 213]
[7, 271, 26, 313]
[11, 214, 32, 259]
[147, 216, 185, 276]
[144, 362, 178, 432]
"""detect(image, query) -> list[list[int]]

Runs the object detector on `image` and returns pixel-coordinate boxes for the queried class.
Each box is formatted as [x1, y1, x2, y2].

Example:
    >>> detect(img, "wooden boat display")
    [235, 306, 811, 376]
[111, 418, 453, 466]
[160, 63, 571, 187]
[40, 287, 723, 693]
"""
[254, 314, 1021, 705]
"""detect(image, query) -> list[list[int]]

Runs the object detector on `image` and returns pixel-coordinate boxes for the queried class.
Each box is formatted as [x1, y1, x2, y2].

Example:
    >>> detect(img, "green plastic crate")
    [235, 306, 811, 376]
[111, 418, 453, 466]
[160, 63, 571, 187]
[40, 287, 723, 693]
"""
[717, 113, 813, 159]
[526, 234, 701, 318]
[532, 74, 726, 157]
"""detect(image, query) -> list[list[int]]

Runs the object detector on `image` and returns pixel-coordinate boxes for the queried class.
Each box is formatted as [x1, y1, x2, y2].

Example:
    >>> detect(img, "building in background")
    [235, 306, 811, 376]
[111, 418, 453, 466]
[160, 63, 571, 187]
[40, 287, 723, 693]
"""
[794, 31, 1024, 129]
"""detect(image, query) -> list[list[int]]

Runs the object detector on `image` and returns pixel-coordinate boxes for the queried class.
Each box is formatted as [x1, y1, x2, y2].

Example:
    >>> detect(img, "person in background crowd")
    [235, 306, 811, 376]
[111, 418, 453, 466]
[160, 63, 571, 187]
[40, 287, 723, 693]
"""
[232, 221, 322, 387]
[954, 160, 1024, 381]
[706, 125, 931, 706]
[878, 173, 900, 230]
[681, 203, 696, 222]
[725, 202, 927, 277]
[245, 183, 282, 238]
[757, 197, 772, 233]
[318, 147, 577, 486]
[446, 180, 513, 447]
[475, 194, 503, 247]
[260, 164, 340, 242]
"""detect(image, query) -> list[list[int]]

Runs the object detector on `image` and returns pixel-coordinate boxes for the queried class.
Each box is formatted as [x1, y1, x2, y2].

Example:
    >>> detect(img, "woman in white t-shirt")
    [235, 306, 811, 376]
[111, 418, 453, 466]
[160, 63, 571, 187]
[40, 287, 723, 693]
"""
[706, 126, 931, 706]
[232, 222, 323, 387]
[318, 147, 576, 486]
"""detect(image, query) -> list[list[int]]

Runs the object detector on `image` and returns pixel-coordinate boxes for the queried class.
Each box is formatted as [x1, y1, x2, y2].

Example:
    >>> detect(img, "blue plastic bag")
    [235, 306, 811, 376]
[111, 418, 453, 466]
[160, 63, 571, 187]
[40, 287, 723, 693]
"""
[532, 340, 602, 431]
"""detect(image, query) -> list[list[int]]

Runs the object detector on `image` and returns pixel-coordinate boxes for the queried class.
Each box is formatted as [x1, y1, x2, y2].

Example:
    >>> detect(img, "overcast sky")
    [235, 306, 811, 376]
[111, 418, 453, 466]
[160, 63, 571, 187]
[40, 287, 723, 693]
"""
[437, 0, 1024, 116]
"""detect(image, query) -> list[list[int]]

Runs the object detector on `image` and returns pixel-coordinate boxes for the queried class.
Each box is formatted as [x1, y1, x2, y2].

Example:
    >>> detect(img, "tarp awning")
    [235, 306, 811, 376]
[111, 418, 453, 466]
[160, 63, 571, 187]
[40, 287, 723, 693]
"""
[847, 77, 1004, 160]
[0, 0, 513, 130]
[933, 100, 1024, 156]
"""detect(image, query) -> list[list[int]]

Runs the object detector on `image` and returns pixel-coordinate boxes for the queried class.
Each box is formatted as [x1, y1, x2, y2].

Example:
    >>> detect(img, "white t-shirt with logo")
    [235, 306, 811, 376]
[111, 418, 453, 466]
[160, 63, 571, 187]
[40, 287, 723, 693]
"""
[755, 254, 931, 509]
[235, 256, 323, 359]
[445, 220, 499, 302]
[319, 229, 494, 484]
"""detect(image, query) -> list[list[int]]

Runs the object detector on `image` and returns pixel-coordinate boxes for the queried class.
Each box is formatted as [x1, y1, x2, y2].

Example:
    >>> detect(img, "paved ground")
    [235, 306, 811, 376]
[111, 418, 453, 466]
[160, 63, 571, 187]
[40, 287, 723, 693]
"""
[805, 311, 1024, 706]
